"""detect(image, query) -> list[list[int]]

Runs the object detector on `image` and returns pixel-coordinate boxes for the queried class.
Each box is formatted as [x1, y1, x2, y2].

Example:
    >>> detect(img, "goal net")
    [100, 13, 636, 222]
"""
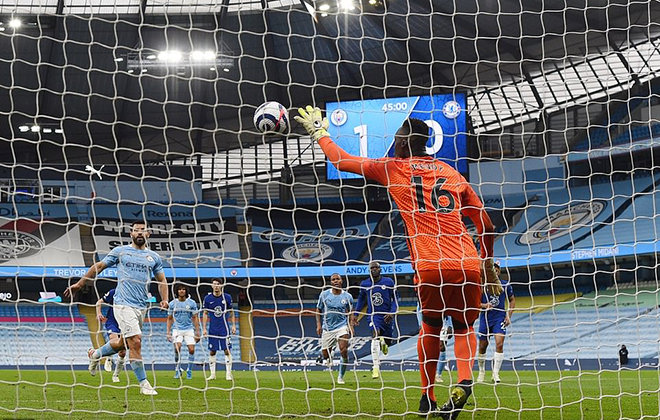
[1, 0, 660, 418]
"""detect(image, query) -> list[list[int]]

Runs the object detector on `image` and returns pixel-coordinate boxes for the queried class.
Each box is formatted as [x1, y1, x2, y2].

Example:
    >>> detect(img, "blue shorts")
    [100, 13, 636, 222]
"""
[208, 336, 231, 352]
[478, 316, 507, 339]
[105, 321, 121, 335]
[370, 316, 394, 344]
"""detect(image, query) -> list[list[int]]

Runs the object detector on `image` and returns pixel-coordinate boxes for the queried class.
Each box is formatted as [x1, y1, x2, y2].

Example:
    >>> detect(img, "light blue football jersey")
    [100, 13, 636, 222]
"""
[168, 298, 198, 331]
[317, 289, 353, 331]
[102, 245, 164, 309]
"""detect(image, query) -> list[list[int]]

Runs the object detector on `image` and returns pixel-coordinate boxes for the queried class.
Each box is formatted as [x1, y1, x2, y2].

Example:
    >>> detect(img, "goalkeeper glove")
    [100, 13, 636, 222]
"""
[294, 105, 330, 142]
[483, 258, 504, 296]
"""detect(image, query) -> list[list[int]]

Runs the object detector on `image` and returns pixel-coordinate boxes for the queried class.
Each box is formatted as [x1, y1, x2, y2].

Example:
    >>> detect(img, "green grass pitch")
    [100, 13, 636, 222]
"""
[1, 369, 659, 419]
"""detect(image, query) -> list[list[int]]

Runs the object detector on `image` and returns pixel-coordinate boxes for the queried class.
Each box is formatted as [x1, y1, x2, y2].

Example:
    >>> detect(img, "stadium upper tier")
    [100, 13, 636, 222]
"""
[495, 173, 660, 267]
[1, 173, 659, 278]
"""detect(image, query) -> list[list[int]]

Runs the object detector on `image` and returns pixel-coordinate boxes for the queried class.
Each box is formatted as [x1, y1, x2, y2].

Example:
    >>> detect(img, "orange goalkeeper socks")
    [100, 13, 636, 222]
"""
[417, 322, 441, 402]
[454, 326, 477, 383]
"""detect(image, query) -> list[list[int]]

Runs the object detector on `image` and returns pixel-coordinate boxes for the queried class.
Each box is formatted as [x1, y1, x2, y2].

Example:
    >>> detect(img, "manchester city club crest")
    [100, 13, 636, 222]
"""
[282, 244, 333, 263]
[330, 108, 348, 126]
[0, 230, 44, 260]
[517, 201, 606, 245]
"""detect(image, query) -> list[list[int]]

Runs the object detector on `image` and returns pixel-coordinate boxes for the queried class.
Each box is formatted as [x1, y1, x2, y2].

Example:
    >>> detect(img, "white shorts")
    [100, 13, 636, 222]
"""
[114, 305, 146, 338]
[321, 325, 350, 351]
[173, 329, 196, 346]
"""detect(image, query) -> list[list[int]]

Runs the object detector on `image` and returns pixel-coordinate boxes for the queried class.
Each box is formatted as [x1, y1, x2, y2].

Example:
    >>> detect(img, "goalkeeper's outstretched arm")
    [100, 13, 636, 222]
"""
[295, 106, 383, 178]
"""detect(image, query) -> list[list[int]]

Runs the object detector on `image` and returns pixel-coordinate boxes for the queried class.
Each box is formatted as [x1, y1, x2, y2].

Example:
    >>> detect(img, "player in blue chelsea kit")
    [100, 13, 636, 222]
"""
[95, 288, 126, 382]
[353, 261, 399, 379]
[202, 278, 237, 381]
[316, 273, 354, 385]
[477, 261, 516, 384]
[167, 283, 201, 379]
[65, 221, 169, 396]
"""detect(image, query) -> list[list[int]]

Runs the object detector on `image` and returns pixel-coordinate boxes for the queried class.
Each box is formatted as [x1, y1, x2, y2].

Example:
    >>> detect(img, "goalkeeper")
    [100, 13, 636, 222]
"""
[295, 107, 502, 419]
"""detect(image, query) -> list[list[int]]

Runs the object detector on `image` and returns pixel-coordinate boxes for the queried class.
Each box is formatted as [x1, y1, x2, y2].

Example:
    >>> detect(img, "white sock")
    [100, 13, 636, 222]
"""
[478, 352, 486, 373]
[114, 355, 125, 376]
[371, 338, 380, 369]
[209, 355, 217, 375]
[493, 352, 504, 376]
[225, 353, 232, 374]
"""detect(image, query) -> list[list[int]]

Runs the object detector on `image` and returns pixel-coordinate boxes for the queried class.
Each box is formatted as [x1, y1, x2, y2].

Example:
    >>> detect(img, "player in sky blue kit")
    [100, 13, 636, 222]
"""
[95, 288, 126, 382]
[353, 261, 399, 379]
[202, 278, 237, 381]
[477, 262, 516, 384]
[316, 273, 354, 385]
[65, 221, 169, 396]
[167, 283, 201, 379]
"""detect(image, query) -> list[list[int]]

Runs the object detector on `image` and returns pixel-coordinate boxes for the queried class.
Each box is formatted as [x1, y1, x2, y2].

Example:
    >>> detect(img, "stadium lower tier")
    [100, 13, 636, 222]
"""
[1, 291, 658, 368]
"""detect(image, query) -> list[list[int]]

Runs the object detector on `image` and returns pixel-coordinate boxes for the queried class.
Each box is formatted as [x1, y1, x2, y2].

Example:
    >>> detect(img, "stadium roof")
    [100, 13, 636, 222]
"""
[2, 0, 301, 15]
[1, 0, 659, 165]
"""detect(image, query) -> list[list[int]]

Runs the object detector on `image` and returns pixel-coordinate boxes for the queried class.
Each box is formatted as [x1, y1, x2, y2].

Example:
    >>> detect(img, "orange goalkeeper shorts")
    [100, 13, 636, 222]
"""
[416, 269, 481, 326]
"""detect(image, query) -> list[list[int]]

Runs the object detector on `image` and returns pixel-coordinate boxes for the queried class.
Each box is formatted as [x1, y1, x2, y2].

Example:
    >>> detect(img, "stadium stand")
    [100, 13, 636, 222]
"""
[0, 304, 91, 366]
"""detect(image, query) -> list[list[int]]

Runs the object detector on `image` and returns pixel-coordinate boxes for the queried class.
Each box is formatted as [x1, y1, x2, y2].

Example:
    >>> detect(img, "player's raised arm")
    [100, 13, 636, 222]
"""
[295, 106, 385, 179]
[64, 260, 108, 299]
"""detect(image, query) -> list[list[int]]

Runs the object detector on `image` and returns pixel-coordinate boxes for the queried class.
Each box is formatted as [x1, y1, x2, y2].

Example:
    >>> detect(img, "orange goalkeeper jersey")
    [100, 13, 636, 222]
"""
[319, 137, 486, 273]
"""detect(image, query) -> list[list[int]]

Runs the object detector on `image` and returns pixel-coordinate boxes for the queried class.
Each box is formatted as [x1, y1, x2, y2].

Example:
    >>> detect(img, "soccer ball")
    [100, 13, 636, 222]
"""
[253, 101, 289, 134]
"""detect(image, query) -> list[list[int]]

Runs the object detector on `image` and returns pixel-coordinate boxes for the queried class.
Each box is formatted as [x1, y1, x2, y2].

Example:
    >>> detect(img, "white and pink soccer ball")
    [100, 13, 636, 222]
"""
[253, 101, 289, 134]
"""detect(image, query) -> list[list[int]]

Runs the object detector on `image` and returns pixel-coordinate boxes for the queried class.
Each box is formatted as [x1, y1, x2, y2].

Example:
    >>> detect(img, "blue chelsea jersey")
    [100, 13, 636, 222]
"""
[203, 292, 233, 334]
[481, 278, 514, 321]
[355, 276, 399, 319]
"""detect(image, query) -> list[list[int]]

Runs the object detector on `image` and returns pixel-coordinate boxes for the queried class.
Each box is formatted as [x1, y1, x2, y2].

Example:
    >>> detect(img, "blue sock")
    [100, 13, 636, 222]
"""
[187, 353, 194, 371]
[93, 342, 118, 359]
[174, 351, 180, 371]
[339, 357, 348, 377]
[437, 351, 447, 375]
[131, 360, 147, 383]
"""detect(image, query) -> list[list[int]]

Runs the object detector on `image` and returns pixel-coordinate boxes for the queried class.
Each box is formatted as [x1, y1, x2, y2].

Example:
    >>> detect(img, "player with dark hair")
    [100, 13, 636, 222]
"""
[476, 262, 515, 383]
[353, 261, 399, 379]
[65, 220, 169, 396]
[167, 283, 201, 379]
[202, 278, 237, 380]
[295, 107, 502, 418]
